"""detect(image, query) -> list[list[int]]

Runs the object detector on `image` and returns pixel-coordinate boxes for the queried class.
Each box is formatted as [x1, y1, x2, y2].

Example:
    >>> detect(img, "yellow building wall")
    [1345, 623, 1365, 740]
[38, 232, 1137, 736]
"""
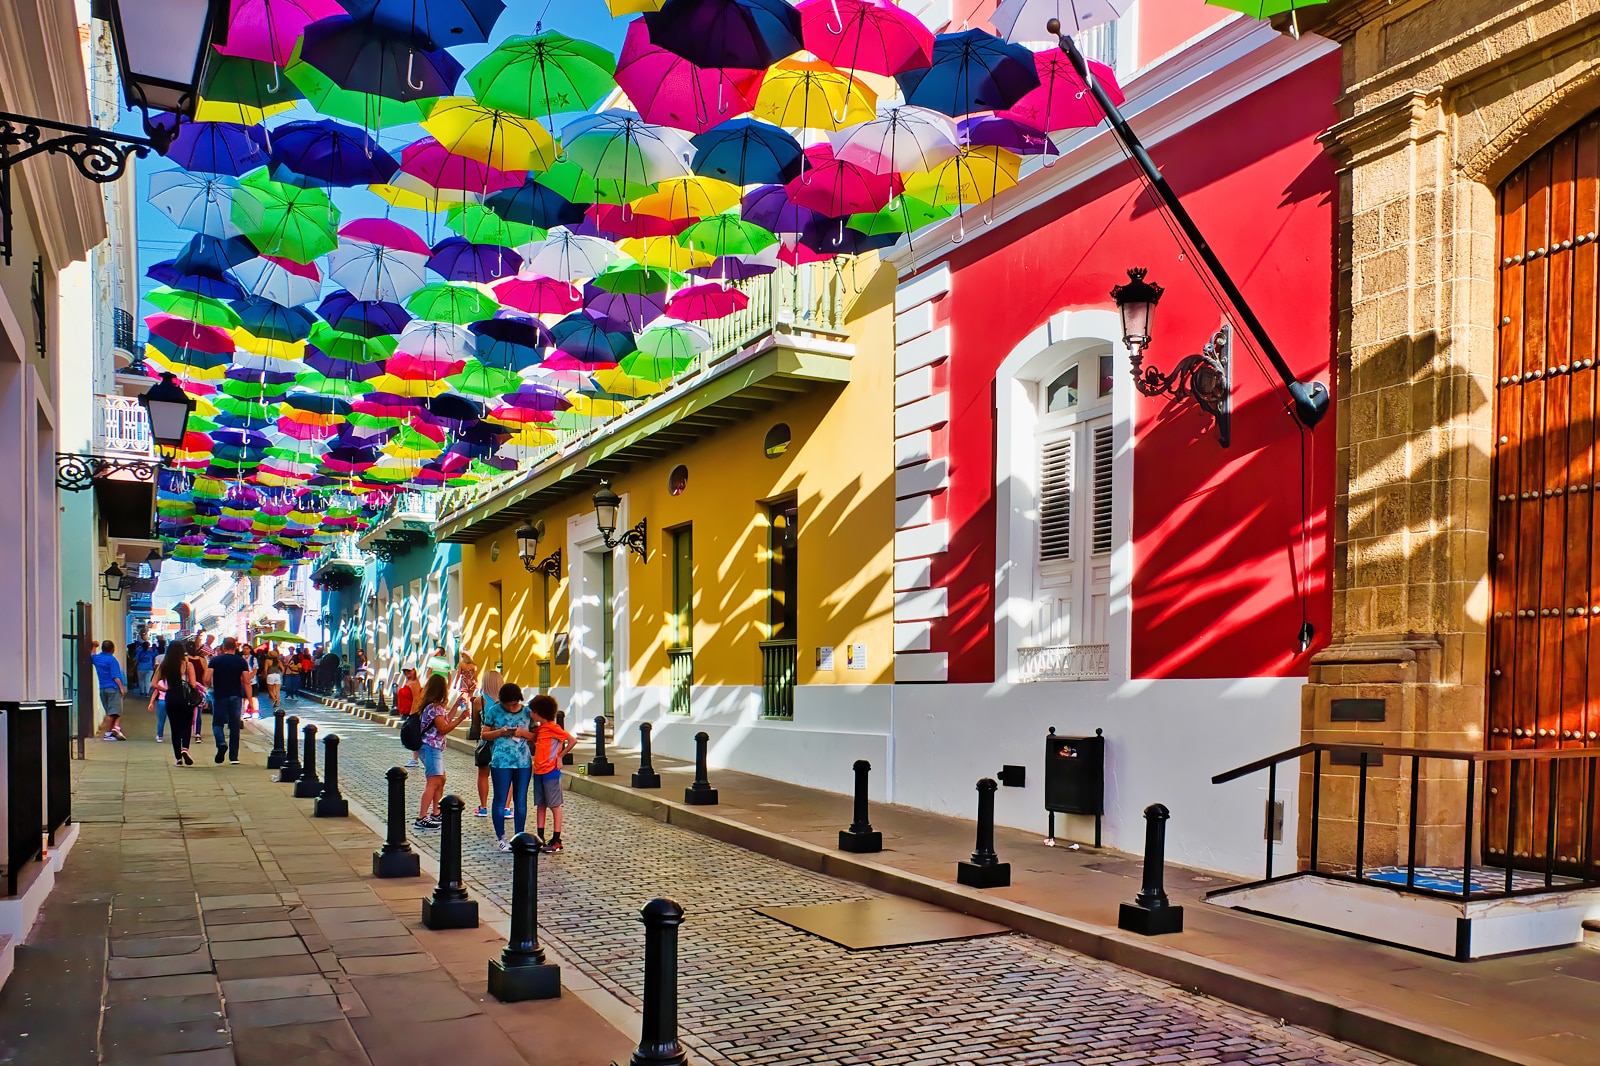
[457, 261, 898, 697]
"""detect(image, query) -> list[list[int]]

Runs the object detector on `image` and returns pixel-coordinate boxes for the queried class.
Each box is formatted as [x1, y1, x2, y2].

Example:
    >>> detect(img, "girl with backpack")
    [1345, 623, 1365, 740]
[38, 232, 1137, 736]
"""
[411, 673, 470, 830]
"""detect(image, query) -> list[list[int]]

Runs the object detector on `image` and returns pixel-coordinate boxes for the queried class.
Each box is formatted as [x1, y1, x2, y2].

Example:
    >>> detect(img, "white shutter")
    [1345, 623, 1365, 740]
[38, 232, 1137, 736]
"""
[1039, 434, 1073, 562]
[1092, 425, 1114, 556]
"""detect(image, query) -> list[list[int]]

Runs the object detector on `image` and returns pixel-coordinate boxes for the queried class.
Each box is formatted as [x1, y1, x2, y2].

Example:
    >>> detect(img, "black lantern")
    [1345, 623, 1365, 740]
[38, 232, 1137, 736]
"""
[145, 547, 164, 574]
[591, 480, 647, 560]
[139, 371, 196, 452]
[516, 521, 541, 561]
[94, 0, 227, 128]
[1111, 268, 1163, 352]
[102, 561, 125, 602]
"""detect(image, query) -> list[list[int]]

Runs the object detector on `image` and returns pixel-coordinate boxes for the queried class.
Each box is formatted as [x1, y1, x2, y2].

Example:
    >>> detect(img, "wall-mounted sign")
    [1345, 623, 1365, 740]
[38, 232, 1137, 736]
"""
[816, 645, 834, 671]
[552, 632, 570, 666]
[847, 643, 866, 670]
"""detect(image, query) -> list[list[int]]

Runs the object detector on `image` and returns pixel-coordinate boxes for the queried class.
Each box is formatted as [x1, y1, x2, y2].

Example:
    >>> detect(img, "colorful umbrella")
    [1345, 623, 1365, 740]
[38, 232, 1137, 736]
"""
[677, 211, 778, 255]
[234, 254, 326, 304]
[148, 172, 241, 237]
[327, 241, 431, 302]
[343, 0, 505, 46]
[284, 49, 439, 128]
[613, 18, 765, 136]
[690, 118, 803, 185]
[1001, 49, 1121, 133]
[754, 58, 875, 130]
[482, 180, 587, 229]
[406, 282, 500, 323]
[215, 0, 346, 67]
[989, 0, 1128, 41]
[231, 170, 341, 263]
[465, 32, 617, 124]
[784, 143, 899, 215]
[797, 0, 934, 77]
[426, 237, 522, 283]
[318, 292, 412, 336]
[523, 226, 624, 281]
[421, 98, 559, 172]
[665, 281, 748, 320]
[896, 29, 1042, 117]
[903, 144, 1022, 207]
[445, 203, 544, 248]
[560, 110, 696, 185]
[492, 276, 583, 315]
[399, 136, 526, 194]
[299, 16, 463, 102]
[830, 104, 960, 175]
[159, 118, 271, 176]
[269, 118, 400, 186]
[644, 0, 804, 70]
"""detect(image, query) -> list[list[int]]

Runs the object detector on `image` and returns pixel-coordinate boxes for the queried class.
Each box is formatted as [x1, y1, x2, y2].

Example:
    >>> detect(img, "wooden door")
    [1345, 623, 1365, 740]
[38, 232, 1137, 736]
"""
[1488, 113, 1600, 875]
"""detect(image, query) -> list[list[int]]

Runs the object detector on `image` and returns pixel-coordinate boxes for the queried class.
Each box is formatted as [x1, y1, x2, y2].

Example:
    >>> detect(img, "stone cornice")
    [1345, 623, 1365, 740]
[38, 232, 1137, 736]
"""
[1318, 88, 1443, 172]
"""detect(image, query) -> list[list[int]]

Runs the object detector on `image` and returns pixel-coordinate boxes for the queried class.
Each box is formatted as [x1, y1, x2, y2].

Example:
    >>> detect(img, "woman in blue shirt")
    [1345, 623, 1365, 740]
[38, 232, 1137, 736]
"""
[480, 682, 536, 851]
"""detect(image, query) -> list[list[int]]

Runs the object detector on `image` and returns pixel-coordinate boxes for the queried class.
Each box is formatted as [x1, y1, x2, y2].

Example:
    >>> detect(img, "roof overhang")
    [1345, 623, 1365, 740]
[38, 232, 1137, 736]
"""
[434, 332, 853, 544]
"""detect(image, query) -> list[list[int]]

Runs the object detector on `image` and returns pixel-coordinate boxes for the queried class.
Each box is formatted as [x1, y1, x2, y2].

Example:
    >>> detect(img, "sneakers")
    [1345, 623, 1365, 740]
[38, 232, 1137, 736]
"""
[542, 836, 563, 854]
[496, 838, 512, 852]
[473, 806, 489, 818]
[154, 736, 164, 743]
[181, 749, 193, 766]
[229, 759, 240, 765]
[425, 814, 441, 827]
[413, 817, 437, 831]
[214, 749, 226, 764]
[175, 758, 184, 767]
[405, 759, 422, 769]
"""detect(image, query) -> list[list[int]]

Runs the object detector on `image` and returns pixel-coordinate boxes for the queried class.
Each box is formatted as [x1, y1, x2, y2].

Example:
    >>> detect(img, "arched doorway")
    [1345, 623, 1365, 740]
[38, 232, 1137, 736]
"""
[1489, 111, 1600, 871]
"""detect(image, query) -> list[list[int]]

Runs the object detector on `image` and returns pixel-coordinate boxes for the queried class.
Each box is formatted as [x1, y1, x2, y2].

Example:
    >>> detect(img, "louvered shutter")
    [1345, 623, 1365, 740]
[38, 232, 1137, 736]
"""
[1039, 435, 1073, 562]
[1091, 425, 1114, 556]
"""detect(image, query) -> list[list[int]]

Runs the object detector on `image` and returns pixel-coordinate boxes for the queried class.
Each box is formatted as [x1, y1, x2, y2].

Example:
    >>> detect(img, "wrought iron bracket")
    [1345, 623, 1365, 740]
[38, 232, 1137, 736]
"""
[602, 520, 648, 561]
[56, 451, 160, 492]
[524, 548, 562, 578]
[1129, 325, 1232, 447]
[0, 111, 154, 265]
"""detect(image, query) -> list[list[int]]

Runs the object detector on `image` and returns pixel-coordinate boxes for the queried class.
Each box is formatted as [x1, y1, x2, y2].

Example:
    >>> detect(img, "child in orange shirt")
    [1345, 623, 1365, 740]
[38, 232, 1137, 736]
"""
[528, 695, 577, 852]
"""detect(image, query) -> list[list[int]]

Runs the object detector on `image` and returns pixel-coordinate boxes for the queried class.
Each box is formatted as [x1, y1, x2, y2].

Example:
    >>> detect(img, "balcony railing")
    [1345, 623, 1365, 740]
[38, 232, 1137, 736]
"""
[668, 647, 693, 716]
[113, 307, 135, 353]
[310, 535, 367, 590]
[95, 394, 153, 457]
[1017, 643, 1110, 682]
[760, 639, 797, 719]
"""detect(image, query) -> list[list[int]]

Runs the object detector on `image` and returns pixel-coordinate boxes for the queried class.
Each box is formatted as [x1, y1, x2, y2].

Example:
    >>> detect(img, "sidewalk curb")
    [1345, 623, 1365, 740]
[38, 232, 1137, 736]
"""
[293, 695, 1548, 1066]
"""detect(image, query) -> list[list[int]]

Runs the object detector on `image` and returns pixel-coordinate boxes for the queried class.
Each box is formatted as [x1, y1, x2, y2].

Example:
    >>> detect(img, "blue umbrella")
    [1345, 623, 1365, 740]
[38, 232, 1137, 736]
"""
[318, 291, 412, 337]
[304, 346, 387, 380]
[689, 255, 776, 282]
[146, 261, 247, 300]
[174, 234, 260, 276]
[157, 117, 271, 176]
[301, 16, 463, 102]
[232, 297, 317, 341]
[583, 287, 667, 333]
[483, 180, 588, 229]
[427, 392, 484, 422]
[644, 0, 803, 71]
[426, 238, 522, 284]
[691, 118, 802, 186]
[550, 313, 635, 364]
[470, 314, 550, 370]
[342, 0, 505, 46]
[269, 119, 400, 187]
[895, 29, 1041, 117]
[282, 392, 354, 416]
[797, 214, 900, 256]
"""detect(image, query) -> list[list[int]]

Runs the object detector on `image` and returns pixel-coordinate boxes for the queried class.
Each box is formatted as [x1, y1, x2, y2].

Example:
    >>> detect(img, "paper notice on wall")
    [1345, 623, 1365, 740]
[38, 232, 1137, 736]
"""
[816, 645, 835, 671]
[847, 644, 866, 670]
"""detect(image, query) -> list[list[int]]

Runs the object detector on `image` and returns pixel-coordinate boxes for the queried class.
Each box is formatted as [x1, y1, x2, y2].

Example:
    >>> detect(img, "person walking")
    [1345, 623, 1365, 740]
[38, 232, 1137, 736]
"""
[283, 647, 302, 699]
[135, 641, 157, 698]
[482, 682, 536, 851]
[396, 666, 423, 769]
[528, 695, 576, 852]
[206, 637, 253, 765]
[472, 669, 501, 817]
[152, 641, 198, 766]
[261, 645, 284, 713]
[413, 673, 470, 831]
[92, 640, 129, 740]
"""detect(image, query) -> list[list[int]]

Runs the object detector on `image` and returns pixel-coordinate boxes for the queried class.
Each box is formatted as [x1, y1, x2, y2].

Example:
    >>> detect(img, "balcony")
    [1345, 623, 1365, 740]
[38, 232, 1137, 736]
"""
[358, 491, 439, 560]
[434, 261, 856, 542]
[1017, 643, 1111, 683]
[310, 535, 367, 591]
[94, 394, 154, 458]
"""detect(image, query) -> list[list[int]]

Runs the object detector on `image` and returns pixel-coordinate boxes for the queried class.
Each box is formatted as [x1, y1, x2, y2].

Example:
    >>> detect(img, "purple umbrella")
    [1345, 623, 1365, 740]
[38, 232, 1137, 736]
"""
[318, 291, 412, 336]
[224, 367, 299, 386]
[342, 0, 505, 46]
[146, 262, 247, 300]
[501, 381, 571, 411]
[304, 347, 386, 380]
[959, 114, 1057, 156]
[583, 287, 668, 332]
[644, 0, 803, 71]
[269, 118, 400, 186]
[797, 213, 898, 255]
[301, 15, 463, 102]
[157, 117, 271, 176]
[428, 392, 485, 422]
[426, 238, 522, 284]
[689, 255, 777, 282]
[741, 183, 823, 234]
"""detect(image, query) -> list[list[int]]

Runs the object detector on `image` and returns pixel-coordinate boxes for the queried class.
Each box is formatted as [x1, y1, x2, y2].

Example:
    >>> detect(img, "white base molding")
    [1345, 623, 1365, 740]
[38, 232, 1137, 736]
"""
[1207, 870, 1600, 960]
[0, 820, 81, 945]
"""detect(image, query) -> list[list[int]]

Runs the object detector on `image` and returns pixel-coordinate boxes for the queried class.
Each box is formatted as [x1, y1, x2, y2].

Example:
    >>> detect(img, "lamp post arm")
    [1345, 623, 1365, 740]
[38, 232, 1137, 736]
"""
[1053, 32, 1328, 430]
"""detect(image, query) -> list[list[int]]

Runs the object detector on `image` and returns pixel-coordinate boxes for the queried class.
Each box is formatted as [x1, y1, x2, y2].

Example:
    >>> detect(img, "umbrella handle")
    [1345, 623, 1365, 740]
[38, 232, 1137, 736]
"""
[406, 51, 425, 92]
[826, 0, 843, 33]
[266, 65, 281, 95]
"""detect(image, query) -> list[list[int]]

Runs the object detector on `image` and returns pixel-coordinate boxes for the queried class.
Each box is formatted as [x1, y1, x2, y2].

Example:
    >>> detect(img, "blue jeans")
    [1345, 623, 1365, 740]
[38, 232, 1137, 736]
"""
[212, 695, 242, 760]
[155, 697, 166, 738]
[490, 765, 532, 840]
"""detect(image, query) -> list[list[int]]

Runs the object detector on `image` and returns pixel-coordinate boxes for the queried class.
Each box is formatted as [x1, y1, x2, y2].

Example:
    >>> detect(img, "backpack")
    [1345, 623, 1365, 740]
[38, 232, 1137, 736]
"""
[400, 711, 424, 751]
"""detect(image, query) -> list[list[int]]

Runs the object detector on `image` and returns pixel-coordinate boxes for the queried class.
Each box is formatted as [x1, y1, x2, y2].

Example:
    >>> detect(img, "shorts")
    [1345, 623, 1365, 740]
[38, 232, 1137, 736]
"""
[420, 745, 445, 777]
[532, 770, 563, 808]
[266, 674, 282, 686]
[101, 687, 124, 717]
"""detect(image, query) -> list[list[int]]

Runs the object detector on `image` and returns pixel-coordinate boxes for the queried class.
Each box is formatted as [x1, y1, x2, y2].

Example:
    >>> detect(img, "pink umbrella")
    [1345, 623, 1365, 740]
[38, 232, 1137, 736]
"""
[614, 18, 765, 135]
[784, 143, 899, 216]
[778, 239, 834, 266]
[588, 203, 692, 240]
[277, 417, 340, 441]
[797, 0, 934, 78]
[214, 0, 344, 67]
[338, 217, 432, 256]
[388, 352, 467, 379]
[493, 276, 584, 314]
[665, 282, 749, 321]
[146, 314, 236, 353]
[400, 137, 526, 195]
[1002, 50, 1122, 134]
[541, 351, 616, 372]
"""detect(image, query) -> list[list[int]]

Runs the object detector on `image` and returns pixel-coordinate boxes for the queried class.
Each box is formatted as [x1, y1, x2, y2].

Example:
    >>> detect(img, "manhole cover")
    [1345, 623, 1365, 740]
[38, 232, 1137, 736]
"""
[756, 897, 1008, 950]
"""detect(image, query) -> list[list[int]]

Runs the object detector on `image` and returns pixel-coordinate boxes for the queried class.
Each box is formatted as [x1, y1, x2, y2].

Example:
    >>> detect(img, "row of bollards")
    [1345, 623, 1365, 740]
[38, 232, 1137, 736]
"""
[271, 710, 347, 820]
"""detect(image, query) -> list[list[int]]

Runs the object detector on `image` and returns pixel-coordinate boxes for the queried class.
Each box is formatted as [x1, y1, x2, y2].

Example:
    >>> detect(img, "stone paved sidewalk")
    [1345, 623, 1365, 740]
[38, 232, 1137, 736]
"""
[0, 707, 637, 1066]
[277, 697, 1403, 1066]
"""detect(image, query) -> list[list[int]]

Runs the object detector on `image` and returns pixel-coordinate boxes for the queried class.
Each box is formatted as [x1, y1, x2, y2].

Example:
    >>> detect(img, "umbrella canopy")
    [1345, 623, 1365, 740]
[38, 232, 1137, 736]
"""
[614, 18, 765, 135]
[234, 254, 326, 304]
[903, 144, 1022, 207]
[492, 275, 584, 315]
[231, 170, 341, 262]
[465, 31, 617, 123]
[300, 15, 464, 102]
[644, 0, 804, 70]
[524, 226, 625, 281]
[665, 281, 748, 320]
[327, 241, 431, 301]
[283, 50, 439, 127]
[560, 110, 696, 185]
[1002, 49, 1121, 133]
[754, 58, 875, 130]
[784, 143, 899, 215]
[895, 29, 1041, 117]
[796, 0, 934, 77]
[159, 118, 271, 176]
[257, 629, 308, 642]
[269, 118, 400, 186]
[482, 179, 587, 229]
[216, 0, 346, 66]
[406, 281, 500, 323]
[149, 172, 241, 237]
[318, 291, 413, 336]
[399, 136, 527, 193]
[829, 105, 960, 175]
[421, 98, 559, 171]
[174, 234, 259, 276]
[426, 237, 522, 283]
[690, 117, 802, 185]
[343, 0, 505, 46]
[677, 211, 777, 255]
[989, 0, 1129, 41]
[959, 113, 1057, 155]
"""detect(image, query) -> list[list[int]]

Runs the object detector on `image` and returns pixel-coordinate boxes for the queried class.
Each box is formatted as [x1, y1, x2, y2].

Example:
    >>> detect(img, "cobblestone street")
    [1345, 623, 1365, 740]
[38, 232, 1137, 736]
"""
[268, 699, 1400, 1066]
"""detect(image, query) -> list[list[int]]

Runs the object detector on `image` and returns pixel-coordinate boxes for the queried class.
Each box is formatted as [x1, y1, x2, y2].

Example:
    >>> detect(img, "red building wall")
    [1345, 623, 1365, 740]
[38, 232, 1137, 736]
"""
[927, 54, 1340, 683]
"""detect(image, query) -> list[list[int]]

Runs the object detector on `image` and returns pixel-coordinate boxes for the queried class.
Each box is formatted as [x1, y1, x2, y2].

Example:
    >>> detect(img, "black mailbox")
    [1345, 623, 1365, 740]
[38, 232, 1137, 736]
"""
[1044, 727, 1104, 847]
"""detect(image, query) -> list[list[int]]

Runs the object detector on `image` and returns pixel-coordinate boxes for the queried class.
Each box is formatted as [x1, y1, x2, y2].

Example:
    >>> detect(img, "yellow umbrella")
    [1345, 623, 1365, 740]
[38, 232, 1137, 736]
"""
[421, 98, 559, 172]
[367, 374, 453, 399]
[144, 345, 229, 380]
[631, 176, 742, 221]
[903, 146, 1022, 208]
[372, 175, 484, 212]
[501, 425, 559, 448]
[566, 392, 631, 417]
[754, 59, 876, 131]
[195, 97, 297, 125]
[605, 0, 665, 12]
[619, 236, 716, 271]
[591, 368, 665, 398]
[232, 328, 306, 361]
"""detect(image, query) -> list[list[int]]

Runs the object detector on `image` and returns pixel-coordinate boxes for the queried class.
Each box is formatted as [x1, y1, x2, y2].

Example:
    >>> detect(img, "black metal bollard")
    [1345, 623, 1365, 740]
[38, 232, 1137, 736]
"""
[1118, 803, 1184, 935]
[631, 721, 661, 789]
[683, 731, 717, 805]
[487, 833, 561, 1002]
[838, 759, 882, 853]
[957, 778, 1011, 888]
[373, 767, 421, 878]
[557, 710, 574, 765]
[587, 714, 615, 776]
[293, 722, 321, 798]
[629, 899, 689, 1066]
[421, 795, 479, 929]
[266, 710, 287, 770]
[278, 715, 301, 782]
[315, 734, 349, 817]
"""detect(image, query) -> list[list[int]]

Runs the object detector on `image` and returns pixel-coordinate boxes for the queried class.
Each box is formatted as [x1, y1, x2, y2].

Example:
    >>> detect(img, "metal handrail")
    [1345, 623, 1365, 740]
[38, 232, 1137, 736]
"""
[1214, 742, 1600, 784]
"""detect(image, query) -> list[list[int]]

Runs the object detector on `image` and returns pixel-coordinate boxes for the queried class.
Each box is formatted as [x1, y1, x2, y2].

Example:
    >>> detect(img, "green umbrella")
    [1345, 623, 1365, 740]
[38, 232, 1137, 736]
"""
[284, 52, 436, 129]
[1204, 0, 1327, 19]
[535, 159, 654, 206]
[620, 349, 694, 381]
[406, 282, 500, 324]
[676, 212, 777, 256]
[211, 395, 278, 421]
[307, 322, 396, 363]
[446, 204, 544, 249]
[145, 286, 242, 329]
[445, 359, 522, 397]
[257, 630, 307, 643]
[231, 169, 340, 264]
[589, 262, 683, 295]
[466, 32, 617, 124]
[848, 195, 954, 236]
[201, 54, 304, 110]
[293, 369, 376, 398]
[219, 377, 293, 400]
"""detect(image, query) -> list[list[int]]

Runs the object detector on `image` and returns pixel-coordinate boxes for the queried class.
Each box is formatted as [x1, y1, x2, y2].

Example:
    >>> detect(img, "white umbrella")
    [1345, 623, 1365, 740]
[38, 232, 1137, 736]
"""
[990, 0, 1130, 41]
[149, 171, 241, 237]
[521, 226, 625, 283]
[231, 351, 304, 375]
[396, 320, 477, 361]
[559, 109, 695, 185]
[829, 105, 961, 177]
[232, 256, 322, 306]
[327, 242, 430, 303]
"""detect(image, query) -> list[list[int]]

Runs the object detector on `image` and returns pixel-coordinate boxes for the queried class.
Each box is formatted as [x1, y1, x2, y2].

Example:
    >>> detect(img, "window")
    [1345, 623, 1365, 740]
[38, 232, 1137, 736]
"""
[669, 526, 692, 649]
[767, 501, 798, 639]
[1039, 435, 1073, 562]
[764, 423, 791, 458]
[1045, 366, 1079, 412]
[669, 464, 688, 495]
[1092, 426, 1114, 556]
[1098, 353, 1114, 396]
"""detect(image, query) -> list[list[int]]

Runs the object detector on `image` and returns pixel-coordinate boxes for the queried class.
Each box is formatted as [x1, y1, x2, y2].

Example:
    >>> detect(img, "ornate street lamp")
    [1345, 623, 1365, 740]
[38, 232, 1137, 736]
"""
[102, 561, 125, 602]
[139, 371, 197, 453]
[145, 547, 164, 574]
[591, 481, 647, 561]
[1112, 268, 1233, 448]
[516, 521, 561, 578]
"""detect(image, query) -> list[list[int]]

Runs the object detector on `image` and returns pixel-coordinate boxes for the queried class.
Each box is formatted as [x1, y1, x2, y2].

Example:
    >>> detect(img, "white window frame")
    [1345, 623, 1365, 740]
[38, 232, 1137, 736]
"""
[994, 309, 1134, 685]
